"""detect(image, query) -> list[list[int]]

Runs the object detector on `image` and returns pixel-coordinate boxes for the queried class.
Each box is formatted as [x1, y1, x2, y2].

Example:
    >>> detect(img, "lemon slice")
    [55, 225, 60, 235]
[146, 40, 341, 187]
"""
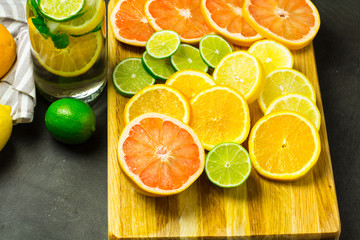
[258, 69, 316, 113]
[213, 51, 265, 104]
[248, 39, 294, 76]
[29, 19, 103, 78]
[265, 93, 321, 130]
[56, 0, 105, 35]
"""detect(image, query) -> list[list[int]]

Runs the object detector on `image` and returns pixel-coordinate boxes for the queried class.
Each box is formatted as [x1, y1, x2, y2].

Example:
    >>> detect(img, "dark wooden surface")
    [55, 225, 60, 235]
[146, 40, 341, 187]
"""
[0, 0, 359, 239]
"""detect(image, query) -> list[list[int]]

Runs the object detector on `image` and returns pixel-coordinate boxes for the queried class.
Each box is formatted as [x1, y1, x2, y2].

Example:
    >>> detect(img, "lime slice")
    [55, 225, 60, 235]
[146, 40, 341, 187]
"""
[205, 142, 251, 188]
[142, 51, 176, 81]
[199, 34, 233, 68]
[113, 58, 155, 97]
[55, 0, 105, 36]
[39, 0, 85, 22]
[146, 30, 181, 59]
[171, 44, 209, 72]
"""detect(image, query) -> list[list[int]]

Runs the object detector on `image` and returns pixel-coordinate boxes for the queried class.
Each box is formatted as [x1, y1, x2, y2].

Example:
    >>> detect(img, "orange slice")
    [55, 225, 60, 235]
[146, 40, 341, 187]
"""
[165, 70, 216, 99]
[201, 0, 262, 46]
[248, 111, 321, 181]
[124, 84, 190, 124]
[190, 86, 250, 150]
[118, 113, 205, 196]
[110, 0, 155, 46]
[144, 0, 213, 44]
[243, 0, 321, 50]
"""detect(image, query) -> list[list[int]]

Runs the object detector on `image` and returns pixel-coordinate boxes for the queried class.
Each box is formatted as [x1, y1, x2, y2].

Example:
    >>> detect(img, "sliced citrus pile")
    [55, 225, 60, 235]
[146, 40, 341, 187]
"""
[243, 0, 321, 50]
[248, 111, 321, 180]
[144, 0, 213, 44]
[201, 0, 262, 46]
[189, 86, 250, 151]
[248, 39, 293, 76]
[165, 70, 215, 99]
[213, 51, 265, 104]
[57, 0, 106, 35]
[29, 19, 103, 77]
[110, 0, 155, 46]
[124, 84, 190, 124]
[258, 68, 316, 113]
[118, 113, 205, 196]
[265, 93, 321, 130]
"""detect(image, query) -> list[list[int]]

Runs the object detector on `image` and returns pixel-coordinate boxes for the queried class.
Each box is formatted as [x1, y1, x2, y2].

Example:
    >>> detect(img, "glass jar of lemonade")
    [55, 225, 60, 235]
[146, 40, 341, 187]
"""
[26, 0, 107, 103]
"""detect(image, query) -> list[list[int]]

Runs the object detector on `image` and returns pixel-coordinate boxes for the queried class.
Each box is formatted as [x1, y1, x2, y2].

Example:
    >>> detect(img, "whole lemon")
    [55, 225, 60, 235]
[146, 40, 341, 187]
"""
[0, 105, 12, 151]
[0, 24, 16, 79]
[45, 98, 96, 145]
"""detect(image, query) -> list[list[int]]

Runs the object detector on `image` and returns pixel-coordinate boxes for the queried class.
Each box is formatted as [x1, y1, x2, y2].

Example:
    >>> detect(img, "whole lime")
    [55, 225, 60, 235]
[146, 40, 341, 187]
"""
[45, 98, 96, 144]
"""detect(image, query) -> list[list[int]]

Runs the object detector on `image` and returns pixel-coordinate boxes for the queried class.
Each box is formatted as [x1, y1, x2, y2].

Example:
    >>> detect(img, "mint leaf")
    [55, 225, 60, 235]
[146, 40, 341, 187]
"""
[32, 17, 50, 39]
[51, 34, 70, 49]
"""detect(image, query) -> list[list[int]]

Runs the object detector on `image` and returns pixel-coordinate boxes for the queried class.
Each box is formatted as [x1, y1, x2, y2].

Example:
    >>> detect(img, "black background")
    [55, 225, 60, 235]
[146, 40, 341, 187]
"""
[0, 0, 359, 239]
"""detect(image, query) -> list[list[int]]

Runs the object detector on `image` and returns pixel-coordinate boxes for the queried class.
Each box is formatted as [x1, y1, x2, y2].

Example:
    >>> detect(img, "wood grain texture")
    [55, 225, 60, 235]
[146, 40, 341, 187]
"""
[107, 0, 341, 239]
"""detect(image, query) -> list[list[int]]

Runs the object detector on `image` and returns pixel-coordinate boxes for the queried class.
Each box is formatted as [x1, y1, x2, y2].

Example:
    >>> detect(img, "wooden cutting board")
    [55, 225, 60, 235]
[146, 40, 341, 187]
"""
[107, 1, 340, 239]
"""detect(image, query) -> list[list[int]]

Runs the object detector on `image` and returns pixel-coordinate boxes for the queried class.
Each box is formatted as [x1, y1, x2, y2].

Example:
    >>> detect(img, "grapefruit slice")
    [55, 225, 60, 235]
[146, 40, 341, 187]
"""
[118, 113, 205, 196]
[110, 0, 155, 46]
[243, 0, 321, 50]
[201, 0, 262, 46]
[144, 0, 213, 44]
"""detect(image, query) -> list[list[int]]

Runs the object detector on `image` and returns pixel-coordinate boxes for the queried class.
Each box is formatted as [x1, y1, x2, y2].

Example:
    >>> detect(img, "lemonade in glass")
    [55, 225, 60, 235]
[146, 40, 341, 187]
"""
[26, 0, 107, 102]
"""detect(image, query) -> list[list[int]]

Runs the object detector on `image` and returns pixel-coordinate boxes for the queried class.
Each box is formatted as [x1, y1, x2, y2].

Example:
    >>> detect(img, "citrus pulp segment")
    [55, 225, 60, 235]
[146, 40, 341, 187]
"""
[165, 70, 216, 99]
[170, 44, 209, 72]
[144, 0, 213, 43]
[57, 0, 106, 36]
[248, 39, 294, 76]
[113, 58, 155, 97]
[212, 51, 265, 104]
[146, 30, 181, 59]
[124, 84, 190, 125]
[265, 93, 321, 130]
[142, 51, 176, 81]
[248, 111, 321, 181]
[29, 20, 103, 77]
[189, 86, 250, 151]
[199, 34, 233, 68]
[200, 0, 262, 46]
[110, 0, 156, 46]
[243, 0, 321, 50]
[39, 0, 84, 22]
[118, 113, 205, 196]
[205, 142, 251, 188]
[258, 68, 316, 113]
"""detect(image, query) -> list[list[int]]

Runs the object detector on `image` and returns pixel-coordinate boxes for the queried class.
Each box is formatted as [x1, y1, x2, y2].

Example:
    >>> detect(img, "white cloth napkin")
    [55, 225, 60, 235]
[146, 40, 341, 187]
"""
[0, 0, 36, 124]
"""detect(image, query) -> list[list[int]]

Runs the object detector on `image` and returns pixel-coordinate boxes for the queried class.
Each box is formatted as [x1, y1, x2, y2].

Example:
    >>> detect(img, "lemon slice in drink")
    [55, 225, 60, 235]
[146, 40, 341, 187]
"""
[39, 0, 85, 22]
[29, 19, 103, 78]
[56, 0, 106, 36]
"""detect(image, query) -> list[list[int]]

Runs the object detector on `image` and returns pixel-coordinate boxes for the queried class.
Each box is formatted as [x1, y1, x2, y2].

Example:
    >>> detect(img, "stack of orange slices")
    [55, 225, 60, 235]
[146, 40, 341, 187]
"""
[111, 0, 321, 49]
